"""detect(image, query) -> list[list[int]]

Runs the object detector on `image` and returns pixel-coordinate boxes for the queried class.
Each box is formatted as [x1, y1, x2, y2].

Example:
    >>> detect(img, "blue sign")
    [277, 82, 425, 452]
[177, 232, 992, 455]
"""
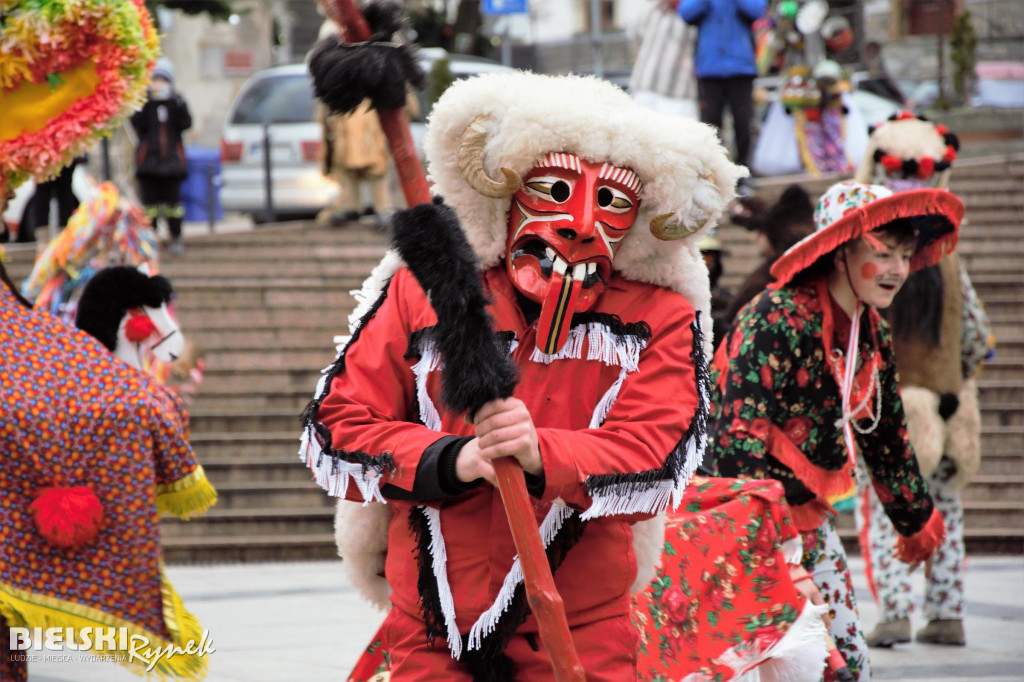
[481, 0, 528, 15]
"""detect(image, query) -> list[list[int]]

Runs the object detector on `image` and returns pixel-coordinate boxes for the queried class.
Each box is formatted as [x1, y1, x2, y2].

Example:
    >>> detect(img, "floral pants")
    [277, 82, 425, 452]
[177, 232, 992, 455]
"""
[855, 464, 965, 621]
[802, 521, 871, 681]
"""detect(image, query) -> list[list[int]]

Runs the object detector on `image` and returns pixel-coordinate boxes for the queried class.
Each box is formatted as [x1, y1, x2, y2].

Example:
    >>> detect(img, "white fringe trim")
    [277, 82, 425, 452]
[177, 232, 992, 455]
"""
[781, 536, 804, 566]
[421, 506, 463, 660]
[299, 426, 386, 504]
[466, 503, 575, 651]
[347, 249, 405, 333]
[586, 323, 645, 372]
[530, 325, 587, 364]
[411, 340, 443, 432]
[581, 478, 675, 520]
[530, 323, 647, 370]
[588, 366, 629, 429]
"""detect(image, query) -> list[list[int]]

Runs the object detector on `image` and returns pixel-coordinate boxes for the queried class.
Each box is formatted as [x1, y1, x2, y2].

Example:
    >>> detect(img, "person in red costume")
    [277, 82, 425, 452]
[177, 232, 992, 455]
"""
[300, 70, 746, 680]
[709, 180, 962, 680]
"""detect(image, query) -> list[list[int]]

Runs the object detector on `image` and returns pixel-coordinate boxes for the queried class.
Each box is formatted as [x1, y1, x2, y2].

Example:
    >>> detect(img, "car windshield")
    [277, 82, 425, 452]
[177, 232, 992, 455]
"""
[230, 74, 315, 125]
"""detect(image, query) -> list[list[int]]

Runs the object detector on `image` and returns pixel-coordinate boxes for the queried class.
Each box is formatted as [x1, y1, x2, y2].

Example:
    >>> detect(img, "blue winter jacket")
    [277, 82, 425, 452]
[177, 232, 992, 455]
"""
[677, 0, 767, 79]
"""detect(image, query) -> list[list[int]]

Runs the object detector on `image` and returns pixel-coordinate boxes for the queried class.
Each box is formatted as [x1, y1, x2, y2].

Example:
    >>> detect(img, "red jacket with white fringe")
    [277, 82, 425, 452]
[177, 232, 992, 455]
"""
[309, 264, 702, 645]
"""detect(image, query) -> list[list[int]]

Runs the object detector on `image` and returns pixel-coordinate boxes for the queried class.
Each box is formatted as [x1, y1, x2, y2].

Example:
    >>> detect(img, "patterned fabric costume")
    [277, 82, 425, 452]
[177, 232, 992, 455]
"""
[634, 477, 826, 682]
[710, 181, 961, 679]
[301, 69, 746, 679]
[0, 276, 215, 680]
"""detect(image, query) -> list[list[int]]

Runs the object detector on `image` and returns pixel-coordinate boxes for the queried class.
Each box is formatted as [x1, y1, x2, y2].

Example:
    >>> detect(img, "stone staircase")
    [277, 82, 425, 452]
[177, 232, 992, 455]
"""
[720, 155, 1024, 555]
[2, 155, 1020, 562]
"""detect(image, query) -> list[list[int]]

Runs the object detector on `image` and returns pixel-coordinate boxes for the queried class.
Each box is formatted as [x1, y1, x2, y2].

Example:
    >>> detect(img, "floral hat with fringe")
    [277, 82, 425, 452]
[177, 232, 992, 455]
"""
[770, 180, 963, 288]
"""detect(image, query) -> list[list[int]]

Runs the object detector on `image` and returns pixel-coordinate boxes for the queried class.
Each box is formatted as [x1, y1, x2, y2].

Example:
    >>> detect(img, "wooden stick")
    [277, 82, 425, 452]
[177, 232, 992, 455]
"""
[492, 457, 586, 681]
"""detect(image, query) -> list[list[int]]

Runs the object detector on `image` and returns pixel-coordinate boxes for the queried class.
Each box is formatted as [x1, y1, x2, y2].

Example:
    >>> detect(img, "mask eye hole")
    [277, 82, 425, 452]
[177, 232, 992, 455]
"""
[526, 177, 572, 203]
[597, 185, 634, 213]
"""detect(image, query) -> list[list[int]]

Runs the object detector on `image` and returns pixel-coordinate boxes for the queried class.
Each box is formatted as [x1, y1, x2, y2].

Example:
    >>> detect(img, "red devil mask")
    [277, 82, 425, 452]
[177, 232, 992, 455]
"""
[506, 153, 642, 353]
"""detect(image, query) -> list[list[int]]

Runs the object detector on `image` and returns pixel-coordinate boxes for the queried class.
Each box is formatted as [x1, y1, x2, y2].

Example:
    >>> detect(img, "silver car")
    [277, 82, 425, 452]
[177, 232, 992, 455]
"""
[220, 64, 337, 221]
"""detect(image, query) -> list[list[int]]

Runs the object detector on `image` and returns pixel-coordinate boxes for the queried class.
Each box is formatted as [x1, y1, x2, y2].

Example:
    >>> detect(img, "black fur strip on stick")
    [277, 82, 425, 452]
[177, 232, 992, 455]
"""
[307, 1, 426, 115]
[390, 197, 519, 419]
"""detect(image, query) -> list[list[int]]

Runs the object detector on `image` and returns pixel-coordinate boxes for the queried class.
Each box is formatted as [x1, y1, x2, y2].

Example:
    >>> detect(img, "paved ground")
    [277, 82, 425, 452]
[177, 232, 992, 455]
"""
[26, 553, 1023, 682]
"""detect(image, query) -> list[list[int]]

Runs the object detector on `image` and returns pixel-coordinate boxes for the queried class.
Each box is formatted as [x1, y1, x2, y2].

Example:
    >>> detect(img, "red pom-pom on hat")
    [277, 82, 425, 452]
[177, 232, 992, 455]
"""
[918, 156, 935, 179]
[30, 486, 104, 548]
[881, 155, 903, 173]
[943, 146, 957, 162]
[124, 310, 156, 342]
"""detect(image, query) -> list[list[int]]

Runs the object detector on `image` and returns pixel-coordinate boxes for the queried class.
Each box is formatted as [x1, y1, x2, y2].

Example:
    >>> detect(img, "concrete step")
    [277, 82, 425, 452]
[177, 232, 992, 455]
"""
[199, 454, 312, 483]
[184, 328, 342, 351]
[161, 507, 334, 538]
[203, 480, 335, 510]
[161, 533, 337, 563]
[192, 389, 311, 412]
[978, 425, 1024, 453]
[191, 410, 307, 434]
[176, 307, 352, 331]
[175, 286, 357, 311]
[961, 476, 1024, 502]
[978, 380, 1024, 403]
[191, 431, 302, 458]
[196, 369, 321, 394]
[199, 348, 334, 372]
[978, 452, 1024, 476]
[980, 403, 1024, 426]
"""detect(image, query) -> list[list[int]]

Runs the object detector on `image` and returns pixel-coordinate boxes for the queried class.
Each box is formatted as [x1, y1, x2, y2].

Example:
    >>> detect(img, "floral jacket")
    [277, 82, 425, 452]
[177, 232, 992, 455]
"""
[708, 276, 937, 542]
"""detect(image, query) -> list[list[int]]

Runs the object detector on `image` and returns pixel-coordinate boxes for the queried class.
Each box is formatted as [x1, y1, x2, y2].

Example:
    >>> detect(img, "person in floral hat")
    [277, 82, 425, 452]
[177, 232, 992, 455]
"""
[708, 180, 963, 680]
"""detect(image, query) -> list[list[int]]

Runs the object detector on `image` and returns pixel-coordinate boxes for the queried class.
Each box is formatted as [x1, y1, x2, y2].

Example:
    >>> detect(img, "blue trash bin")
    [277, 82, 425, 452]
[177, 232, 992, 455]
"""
[181, 146, 224, 223]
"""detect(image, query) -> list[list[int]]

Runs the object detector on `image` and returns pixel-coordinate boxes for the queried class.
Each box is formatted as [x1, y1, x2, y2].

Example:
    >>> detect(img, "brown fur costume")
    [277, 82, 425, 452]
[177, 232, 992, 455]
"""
[856, 114, 980, 489]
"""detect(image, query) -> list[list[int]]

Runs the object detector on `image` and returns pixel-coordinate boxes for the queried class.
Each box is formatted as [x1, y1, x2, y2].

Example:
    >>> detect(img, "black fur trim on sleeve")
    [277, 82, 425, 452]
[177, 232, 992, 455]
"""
[300, 278, 396, 476]
[583, 314, 709, 499]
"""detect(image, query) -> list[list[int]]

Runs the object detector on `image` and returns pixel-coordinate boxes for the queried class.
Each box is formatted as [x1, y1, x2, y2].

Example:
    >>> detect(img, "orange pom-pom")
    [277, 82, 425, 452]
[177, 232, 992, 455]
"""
[30, 486, 104, 548]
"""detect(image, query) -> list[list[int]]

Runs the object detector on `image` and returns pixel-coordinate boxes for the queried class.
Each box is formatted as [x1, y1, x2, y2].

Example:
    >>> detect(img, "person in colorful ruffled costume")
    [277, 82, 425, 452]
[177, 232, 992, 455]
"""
[852, 113, 994, 649]
[1, 1, 214, 678]
[709, 180, 962, 680]
[0, 248, 215, 681]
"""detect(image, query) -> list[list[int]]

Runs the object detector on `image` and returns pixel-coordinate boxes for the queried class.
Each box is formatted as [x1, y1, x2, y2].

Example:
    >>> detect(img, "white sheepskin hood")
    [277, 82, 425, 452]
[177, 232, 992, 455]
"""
[423, 71, 747, 346]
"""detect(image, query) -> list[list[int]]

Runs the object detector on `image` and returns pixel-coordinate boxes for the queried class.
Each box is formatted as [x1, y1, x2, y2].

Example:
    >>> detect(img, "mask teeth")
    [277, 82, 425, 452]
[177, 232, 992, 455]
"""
[573, 263, 587, 279]
[552, 256, 567, 276]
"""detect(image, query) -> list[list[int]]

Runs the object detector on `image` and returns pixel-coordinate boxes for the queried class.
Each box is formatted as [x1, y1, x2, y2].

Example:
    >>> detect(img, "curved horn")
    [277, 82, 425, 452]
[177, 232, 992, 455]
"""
[650, 213, 706, 241]
[458, 116, 521, 198]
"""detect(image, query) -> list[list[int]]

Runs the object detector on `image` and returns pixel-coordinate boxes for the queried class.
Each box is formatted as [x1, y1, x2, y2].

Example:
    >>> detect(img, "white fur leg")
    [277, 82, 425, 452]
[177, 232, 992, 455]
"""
[334, 501, 392, 611]
[900, 385, 944, 479]
[629, 515, 665, 594]
[944, 377, 981, 491]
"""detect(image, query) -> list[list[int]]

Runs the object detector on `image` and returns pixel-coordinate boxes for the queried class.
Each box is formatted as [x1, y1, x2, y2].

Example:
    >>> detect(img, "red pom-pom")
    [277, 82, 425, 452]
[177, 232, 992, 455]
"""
[881, 155, 904, 173]
[935, 124, 948, 135]
[917, 156, 935, 178]
[124, 310, 156, 342]
[805, 108, 822, 122]
[943, 146, 957, 162]
[896, 110, 916, 121]
[30, 486, 104, 548]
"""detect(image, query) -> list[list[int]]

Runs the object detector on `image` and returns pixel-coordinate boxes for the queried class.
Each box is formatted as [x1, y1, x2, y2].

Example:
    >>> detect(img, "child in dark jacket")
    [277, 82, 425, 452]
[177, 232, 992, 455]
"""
[131, 58, 192, 254]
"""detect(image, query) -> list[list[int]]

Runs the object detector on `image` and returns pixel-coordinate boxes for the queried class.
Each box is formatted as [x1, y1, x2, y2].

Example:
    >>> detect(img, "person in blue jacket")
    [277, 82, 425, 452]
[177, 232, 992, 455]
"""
[667, 0, 767, 175]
